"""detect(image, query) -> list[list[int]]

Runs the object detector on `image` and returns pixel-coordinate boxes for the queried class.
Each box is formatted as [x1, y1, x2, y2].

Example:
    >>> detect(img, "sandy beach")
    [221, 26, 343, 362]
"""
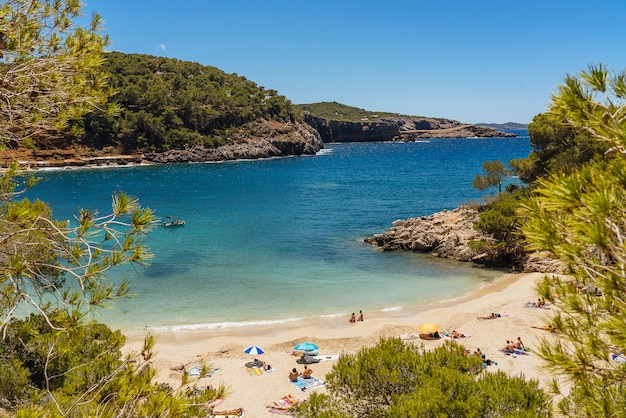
[123, 272, 558, 416]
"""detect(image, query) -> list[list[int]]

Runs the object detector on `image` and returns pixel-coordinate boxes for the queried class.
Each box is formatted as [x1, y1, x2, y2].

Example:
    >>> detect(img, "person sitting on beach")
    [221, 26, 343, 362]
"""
[262, 361, 272, 371]
[357, 310, 364, 321]
[515, 337, 525, 350]
[301, 365, 313, 379]
[503, 340, 516, 353]
[289, 368, 299, 382]
[349, 313, 356, 323]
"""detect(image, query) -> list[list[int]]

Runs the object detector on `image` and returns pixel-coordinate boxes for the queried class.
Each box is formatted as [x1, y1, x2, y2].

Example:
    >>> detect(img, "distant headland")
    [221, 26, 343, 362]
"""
[1, 53, 522, 169]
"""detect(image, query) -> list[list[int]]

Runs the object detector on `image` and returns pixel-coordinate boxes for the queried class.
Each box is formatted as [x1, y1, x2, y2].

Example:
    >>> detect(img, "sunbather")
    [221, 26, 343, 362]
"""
[515, 337, 525, 350]
[301, 365, 313, 379]
[478, 312, 501, 319]
[211, 407, 244, 417]
[289, 368, 299, 382]
[503, 340, 516, 353]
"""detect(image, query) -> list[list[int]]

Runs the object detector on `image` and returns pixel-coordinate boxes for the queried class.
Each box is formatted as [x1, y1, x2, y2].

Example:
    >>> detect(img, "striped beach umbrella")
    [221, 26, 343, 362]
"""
[243, 345, 265, 355]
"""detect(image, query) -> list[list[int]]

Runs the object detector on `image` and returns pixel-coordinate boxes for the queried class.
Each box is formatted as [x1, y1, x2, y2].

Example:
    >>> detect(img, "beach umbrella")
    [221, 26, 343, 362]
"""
[417, 323, 440, 333]
[243, 345, 264, 355]
[294, 342, 319, 352]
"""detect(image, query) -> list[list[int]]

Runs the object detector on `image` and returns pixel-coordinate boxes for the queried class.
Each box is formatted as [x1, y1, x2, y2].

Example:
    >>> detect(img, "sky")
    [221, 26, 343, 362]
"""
[81, 0, 626, 124]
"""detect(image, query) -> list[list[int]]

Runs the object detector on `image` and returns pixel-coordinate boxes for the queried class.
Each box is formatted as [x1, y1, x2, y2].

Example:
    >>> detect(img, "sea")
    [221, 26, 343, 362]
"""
[24, 131, 531, 333]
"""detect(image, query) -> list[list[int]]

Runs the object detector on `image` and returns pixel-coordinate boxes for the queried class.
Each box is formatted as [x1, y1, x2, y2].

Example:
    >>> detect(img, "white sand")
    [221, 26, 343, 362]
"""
[123, 272, 558, 417]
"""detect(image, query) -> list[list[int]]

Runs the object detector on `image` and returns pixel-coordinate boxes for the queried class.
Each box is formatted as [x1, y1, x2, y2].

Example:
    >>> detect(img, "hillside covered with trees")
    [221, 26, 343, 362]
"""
[83, 52, 302, 152]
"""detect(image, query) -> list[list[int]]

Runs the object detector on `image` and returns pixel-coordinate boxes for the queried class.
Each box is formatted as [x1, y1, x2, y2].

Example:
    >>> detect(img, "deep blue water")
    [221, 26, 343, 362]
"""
[25, 132, 531, 332]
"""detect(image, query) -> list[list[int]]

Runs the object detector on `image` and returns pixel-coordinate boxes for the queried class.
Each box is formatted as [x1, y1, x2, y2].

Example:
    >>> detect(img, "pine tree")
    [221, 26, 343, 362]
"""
[520, 64, 626, 416]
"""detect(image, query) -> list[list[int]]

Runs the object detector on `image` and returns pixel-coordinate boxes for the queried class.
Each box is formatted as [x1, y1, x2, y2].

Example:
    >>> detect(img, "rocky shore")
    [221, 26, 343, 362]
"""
[2, 119, 323, 169]
[304, 115, 517, 142]
[144, 119, 322, 164]
[364, 206, 565, 273]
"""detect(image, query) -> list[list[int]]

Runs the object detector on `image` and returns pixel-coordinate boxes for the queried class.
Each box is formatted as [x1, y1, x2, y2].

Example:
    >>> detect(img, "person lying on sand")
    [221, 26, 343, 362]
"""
[531, 324, 559, 333]
[477, 312, 501, 320]
[210, 407, 244, 417]
[272, 394, 302, 409]
[447, 330, 466, 339]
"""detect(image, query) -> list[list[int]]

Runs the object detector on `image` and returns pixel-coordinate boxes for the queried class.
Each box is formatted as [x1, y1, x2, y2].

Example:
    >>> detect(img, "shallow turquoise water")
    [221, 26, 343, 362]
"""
[26, 134, 530, 332]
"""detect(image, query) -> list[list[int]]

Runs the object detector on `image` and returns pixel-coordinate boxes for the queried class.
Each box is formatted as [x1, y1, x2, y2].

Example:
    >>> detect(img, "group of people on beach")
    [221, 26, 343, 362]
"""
[349, 310, 364, 323]
[503, 337, 525, 353]
[289, 365, 313, 382]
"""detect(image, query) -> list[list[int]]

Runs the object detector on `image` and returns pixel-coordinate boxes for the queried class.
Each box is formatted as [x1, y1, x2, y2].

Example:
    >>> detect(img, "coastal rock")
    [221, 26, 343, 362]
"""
[364, 207, 494, 261]
[304, 115, 517, 142]
[364, 206, 566, 273]
[145, 119, 323, 164]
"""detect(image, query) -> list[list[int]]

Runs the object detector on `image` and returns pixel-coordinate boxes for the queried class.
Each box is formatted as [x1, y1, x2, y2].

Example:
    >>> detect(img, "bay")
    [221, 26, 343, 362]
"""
[25, 133, 531, 332]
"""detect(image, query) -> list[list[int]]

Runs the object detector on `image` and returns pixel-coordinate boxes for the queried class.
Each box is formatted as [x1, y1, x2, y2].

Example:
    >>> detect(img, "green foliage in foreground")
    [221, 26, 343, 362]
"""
[520, 64, 626, 416]
[510, 112, 608, 183]
[296, 339, 551, 418]
[295, 101, 424, 122]
[0, 0, 115, 147]
[0, 315, 225, 417]
[82, 52, 299, 152]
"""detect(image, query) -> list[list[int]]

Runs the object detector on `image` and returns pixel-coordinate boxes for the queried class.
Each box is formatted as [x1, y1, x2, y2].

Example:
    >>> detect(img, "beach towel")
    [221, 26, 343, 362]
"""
[524, 302, 551, 309]
[246, 367, 264, 376]
[312, 355, 340, 361]
[188, 366, 220, 377]
[268, 407, 293, 415]
[287, 375, 325, 391]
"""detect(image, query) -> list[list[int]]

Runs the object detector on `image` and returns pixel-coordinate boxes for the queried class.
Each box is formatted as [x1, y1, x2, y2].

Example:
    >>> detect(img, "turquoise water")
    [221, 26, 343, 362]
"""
[26, 133, 531, 332]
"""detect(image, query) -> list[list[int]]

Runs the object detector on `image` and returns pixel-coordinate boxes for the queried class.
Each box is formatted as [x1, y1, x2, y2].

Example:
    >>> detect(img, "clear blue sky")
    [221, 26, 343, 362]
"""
[82, 0, 626, 124]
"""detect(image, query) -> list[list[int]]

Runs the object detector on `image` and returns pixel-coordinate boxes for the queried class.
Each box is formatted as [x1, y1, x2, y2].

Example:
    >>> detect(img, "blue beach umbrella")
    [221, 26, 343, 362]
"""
[294, 342, 319, 352]
[243, 345, 264, 355]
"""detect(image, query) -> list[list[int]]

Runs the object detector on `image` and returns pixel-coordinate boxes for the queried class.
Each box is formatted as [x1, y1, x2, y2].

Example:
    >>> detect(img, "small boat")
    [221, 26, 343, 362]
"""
[162, 216, 185, 227]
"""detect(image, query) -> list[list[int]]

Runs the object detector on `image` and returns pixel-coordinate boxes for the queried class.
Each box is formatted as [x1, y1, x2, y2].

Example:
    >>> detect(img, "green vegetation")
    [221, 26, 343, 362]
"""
[472, 160, 513, 194]
[82, 52, 299, 152]
[295, 101, 423, 122]
[0, 0, 116, 148]
[0, 2, 230, 415]
[296, 339, 551, 417]
[519, 64, 626, 416]
[509, 112, 607, 183]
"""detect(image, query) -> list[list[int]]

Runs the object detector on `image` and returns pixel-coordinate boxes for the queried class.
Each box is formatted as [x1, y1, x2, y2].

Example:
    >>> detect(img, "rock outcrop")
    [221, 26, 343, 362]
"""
[145, 119, 322, 164]
[4, 119, 323, 169]
[304, 115, 517, 143]
[364, 206, 565, 273]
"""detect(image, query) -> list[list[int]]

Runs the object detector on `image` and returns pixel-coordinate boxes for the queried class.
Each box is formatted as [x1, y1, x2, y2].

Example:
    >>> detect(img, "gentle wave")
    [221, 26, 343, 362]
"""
[146, 317, 304, 332]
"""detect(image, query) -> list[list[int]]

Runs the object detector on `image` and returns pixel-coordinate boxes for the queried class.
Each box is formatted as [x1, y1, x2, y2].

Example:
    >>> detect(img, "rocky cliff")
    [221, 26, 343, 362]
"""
[364, 206, 565, 273]
[4, 119, 323, 169]
[304, 115, 517, 142]
[144, 119, 323, 164]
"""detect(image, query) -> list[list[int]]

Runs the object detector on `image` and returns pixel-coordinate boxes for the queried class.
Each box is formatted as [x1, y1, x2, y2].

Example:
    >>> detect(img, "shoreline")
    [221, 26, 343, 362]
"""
[123, 271, 558, 417]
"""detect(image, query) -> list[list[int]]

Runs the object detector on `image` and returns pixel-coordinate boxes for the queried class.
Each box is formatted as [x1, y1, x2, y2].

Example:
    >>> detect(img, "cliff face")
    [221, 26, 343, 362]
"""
[364, 206, 565, 273]
[5, 119, 323, 168]
[304, 115, 517, 142]
[145, 119, 323, 164]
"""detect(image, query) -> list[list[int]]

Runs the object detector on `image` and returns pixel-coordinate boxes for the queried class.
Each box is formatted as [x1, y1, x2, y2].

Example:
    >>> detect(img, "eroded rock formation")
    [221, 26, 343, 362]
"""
[145, 119, 323, 164]
[364, 206, 565, 273]
[304, 115, 517, 142]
